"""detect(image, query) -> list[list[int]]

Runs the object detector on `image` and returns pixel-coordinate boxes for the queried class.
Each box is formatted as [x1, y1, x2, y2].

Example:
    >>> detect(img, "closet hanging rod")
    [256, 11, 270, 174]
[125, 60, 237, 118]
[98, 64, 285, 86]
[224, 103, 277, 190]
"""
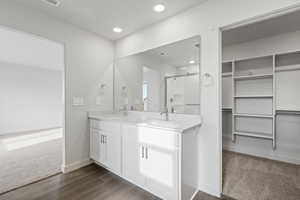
[234, 73, 273, 80]
[222, 72, 232, 77]
[165, 72, 199, 79]
[233, 131, 273, 140]
[234, 95, 273, 98]
[275, 65, 300, 72]
[276, 110, 300, 115]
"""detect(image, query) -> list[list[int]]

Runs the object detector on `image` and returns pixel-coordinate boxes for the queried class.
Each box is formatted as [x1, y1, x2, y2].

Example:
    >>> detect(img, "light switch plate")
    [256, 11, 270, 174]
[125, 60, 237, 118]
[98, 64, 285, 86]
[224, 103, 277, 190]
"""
[73, 97, 85, 106]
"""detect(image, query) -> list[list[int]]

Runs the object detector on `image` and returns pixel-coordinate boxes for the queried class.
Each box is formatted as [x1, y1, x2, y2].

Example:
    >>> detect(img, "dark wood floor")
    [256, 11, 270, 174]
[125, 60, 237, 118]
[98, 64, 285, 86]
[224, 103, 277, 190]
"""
[0, 164, 231, 200]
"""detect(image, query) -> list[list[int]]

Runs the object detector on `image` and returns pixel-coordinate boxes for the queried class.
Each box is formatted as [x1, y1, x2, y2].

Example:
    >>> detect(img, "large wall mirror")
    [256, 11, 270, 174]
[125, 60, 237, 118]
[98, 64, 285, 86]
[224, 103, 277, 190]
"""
[114, 36, 201, 114]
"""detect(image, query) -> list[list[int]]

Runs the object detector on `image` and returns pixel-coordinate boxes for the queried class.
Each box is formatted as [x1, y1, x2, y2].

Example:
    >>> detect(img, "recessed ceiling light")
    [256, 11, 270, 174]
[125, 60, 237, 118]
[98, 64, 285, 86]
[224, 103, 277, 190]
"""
[113, 27, 123, 33]
[153, 4, 166, 13]
[42, 0, 60, 7]
[189, 60, 195, 64]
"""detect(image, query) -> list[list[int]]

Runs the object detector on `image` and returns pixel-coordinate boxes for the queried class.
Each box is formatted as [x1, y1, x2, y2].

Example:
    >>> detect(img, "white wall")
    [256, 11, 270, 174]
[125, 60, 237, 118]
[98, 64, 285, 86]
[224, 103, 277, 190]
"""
[222, 30, 300, 164]
[0, 25, 64, 135]
[0, 62, 63, 134]
[0, 0, 114, 169]
[115, 0, 300, 197]
[0, 25, 64, 71]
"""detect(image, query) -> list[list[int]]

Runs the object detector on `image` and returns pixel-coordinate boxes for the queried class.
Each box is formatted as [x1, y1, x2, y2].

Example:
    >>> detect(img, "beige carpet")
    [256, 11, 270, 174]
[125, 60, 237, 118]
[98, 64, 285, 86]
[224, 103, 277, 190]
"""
[223, 150, 300, 200]
[0, 128, 62, 194]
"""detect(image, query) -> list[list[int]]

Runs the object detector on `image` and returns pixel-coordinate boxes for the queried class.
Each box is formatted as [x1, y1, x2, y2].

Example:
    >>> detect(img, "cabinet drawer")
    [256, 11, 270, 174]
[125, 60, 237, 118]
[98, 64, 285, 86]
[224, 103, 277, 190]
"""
[138, 127, 179, 149]
[90, 119, 120, 133]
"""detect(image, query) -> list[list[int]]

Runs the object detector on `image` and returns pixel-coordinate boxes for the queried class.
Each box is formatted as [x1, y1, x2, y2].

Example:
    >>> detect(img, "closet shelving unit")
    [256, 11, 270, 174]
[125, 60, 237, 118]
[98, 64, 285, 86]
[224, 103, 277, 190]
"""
[233, 55, 276, 149]
[222, 55, 276, 149]
[222, 50, 300, 150]
[275, 51, 300, 116]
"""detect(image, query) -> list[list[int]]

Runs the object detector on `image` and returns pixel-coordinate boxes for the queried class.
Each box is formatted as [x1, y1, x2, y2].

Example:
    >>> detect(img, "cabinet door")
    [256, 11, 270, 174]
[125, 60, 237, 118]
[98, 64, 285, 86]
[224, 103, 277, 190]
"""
[106, 130, 121, 175]
[122, 125, 146, 187]
[99, 132, 108, 166]
[90, 128, 100, 162]
[144, 146, 179, 200]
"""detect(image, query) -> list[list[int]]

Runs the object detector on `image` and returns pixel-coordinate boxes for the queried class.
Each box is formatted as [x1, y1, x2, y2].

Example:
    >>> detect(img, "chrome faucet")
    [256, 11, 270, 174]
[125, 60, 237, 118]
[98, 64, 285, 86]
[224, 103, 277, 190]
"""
[119, 105, 128, 116]
[160, 107, 169, 121]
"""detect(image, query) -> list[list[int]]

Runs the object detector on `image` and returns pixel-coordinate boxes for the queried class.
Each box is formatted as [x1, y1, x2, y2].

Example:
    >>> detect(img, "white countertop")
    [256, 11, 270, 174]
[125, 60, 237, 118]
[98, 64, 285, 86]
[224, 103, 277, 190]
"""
[88, 111, 201, 133]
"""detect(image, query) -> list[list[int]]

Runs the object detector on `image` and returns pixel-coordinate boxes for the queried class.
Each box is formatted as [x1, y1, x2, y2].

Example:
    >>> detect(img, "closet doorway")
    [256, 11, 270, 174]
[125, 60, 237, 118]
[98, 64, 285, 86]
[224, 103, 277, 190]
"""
[0, 26, 65, 194]
[221, 10, 300, 200]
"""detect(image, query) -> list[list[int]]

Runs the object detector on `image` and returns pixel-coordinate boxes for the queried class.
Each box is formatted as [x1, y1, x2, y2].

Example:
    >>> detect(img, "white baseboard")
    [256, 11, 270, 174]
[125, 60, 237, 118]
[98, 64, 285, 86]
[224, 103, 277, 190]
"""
[198, 183, 221, 198]
[0, 127, 62, 137]
[61, 159, 92, 173]
[190, 189, 199, 200]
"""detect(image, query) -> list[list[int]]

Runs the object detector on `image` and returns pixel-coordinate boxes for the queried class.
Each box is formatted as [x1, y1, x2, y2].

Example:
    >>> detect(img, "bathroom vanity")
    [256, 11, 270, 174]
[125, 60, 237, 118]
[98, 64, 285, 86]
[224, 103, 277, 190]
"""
[89, 111, 201, 200]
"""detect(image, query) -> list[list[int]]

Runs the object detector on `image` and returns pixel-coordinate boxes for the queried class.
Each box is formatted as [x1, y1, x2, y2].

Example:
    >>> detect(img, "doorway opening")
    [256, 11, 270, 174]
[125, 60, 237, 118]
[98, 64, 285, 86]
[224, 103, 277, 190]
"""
[0, 26, 65, 194]
[221, 9, 300, 200]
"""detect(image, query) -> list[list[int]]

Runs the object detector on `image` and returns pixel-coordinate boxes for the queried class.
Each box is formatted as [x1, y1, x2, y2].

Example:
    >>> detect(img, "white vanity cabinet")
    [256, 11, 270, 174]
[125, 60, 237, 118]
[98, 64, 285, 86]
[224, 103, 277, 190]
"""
[90, 116, 200, 200]
[122, 124, 179, 200]
[89, 119, 121, 175]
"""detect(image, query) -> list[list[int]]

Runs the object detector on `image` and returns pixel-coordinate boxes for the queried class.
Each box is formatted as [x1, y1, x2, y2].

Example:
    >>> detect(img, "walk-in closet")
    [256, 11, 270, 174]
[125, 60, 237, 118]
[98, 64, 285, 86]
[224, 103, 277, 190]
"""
[222, 10, 300, 200]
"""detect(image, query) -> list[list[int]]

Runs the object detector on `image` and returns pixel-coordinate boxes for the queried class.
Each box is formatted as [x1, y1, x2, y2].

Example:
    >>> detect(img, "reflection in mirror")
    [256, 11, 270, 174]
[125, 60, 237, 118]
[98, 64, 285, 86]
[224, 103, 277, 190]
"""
[115, 36, 200, 114]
